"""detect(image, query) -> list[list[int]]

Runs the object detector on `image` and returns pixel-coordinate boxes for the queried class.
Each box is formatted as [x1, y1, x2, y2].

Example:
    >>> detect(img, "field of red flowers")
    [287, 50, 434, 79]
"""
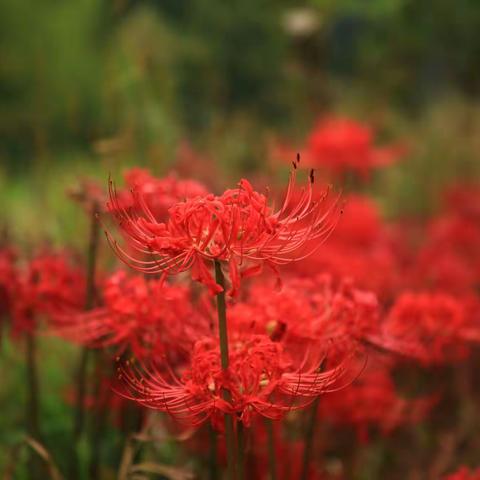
[1, 114, 480, 480]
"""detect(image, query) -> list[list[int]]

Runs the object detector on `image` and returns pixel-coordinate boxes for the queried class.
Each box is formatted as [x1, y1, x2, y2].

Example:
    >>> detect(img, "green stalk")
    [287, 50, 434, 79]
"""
[214, 260, 237, 480]
[26, 332, 40, 441]
[88, 351, 110, 480]
[26, 330, 47, 480]
[208, 423, 219, 480]
[265, 419, 277, 480]
[300, 397, 320, 480]
[70, 200, 100, 479]
[237, 422, 246, 480]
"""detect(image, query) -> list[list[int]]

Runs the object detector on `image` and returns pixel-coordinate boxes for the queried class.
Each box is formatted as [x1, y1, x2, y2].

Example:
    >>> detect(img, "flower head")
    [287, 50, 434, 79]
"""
[116, 168, 209, 222]
[228, 273, 379, 350]
[374, 292, 477, 365]
[53, 271, 209, 360]
[11, 252, 85, 336]
[117, 331, 354, 428]
[106, 159, 341, 295]
[306, 116, 404, 179]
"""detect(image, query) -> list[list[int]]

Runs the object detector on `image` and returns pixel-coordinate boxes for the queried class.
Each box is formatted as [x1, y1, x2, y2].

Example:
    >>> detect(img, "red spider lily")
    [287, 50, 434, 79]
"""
[116, 332, 355, 428]
[53, 271, 209, 360]
[11, 253, 86, 336]
[330, 194, 383, 246]
[288, 195, 400, 300]
[106, 159, 341, 295]
[373, 292, 479, 365]
[305, 116, 404, 179]
[114, 168, 209, 222]
[228, 273, 379, 350]
[443, 467, 480, 480]
[319, 362, 435, 443]
[271, 117, 404, 180]
[410, 213, 480, 294]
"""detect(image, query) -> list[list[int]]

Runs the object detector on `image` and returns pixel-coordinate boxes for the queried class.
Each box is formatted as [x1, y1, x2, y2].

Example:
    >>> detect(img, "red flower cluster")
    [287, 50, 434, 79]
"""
[444, 467, 480, 480]
[0, 252, 86, 337]
[107, 158, 341, 295]
[289, 194, 400, 300]
[376, 292, 478, 365]
[3, 125, 480, 478]
[306, 117, 404, 178]
[115, 168, 209, 221]
[272, 116, 405, 180]
[53, 270, 209, 359]
[229, 273, 379, 350]
[118, 331, 353, 428]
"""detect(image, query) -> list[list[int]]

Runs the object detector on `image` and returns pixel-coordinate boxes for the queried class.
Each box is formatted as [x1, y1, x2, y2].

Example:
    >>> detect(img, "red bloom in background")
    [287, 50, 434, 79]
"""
[117, 331, 353, 428]
[306, 117, 404, 179]
[443, 467, 480, 480]
[107, 160, 341, 295]
[411, 213, 480, 294]
[319, 362, 434, 442]
[11, 253, 86, 336]
[271, 117, 404, 180]
[53, 271, 209, 360]
[229, 273, 379, 351]
[116, 168, 209, 222]
[375, 292, 478, 365]
[289, 195, 400, 300]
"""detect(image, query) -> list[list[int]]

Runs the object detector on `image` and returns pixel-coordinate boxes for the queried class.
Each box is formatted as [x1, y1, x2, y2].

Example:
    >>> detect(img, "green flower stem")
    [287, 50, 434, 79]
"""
[214, 260, 237, 480]
[300, 396, 320, 480]
[266, 419, 277, 480]
[71, 200, 100, 479]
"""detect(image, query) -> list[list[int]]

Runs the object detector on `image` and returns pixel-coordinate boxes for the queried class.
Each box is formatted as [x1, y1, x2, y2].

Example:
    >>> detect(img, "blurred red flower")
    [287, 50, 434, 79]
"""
[53, 270, 209, 360]
[11, 252, 85, 336]
[444, 467, 480, 480]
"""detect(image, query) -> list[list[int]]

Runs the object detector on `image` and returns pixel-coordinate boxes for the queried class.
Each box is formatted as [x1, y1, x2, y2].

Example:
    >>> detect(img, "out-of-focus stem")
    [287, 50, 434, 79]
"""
[214, 260, 237, 480]
[208, 423, 219, 480]
[26, 331, 42, 480]
[88, 351, 110, 480]
[237, 422, 246, 480]
[265, 419, 276, 480]
[300, 396, 320, 480]
[71, 200, 100, 479]
[26, 333, 40, 439]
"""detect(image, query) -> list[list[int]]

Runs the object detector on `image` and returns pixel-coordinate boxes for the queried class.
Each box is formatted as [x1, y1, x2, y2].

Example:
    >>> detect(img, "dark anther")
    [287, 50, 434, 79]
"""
[309, 169, 315, 183]
[296, 152, 301, 163]
[271, 321, 287, 342]
[292, 161, 297, 170]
